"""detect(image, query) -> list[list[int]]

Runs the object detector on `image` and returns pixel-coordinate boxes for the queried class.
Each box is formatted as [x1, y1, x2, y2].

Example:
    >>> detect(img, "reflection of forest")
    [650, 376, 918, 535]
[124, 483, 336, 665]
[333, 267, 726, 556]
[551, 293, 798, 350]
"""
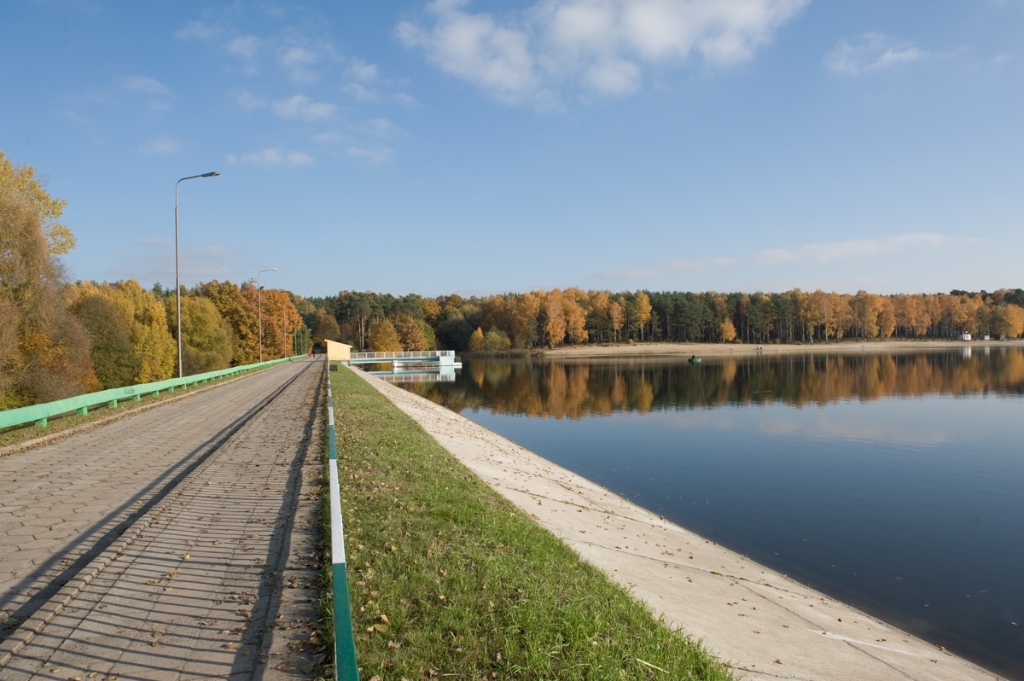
[406, 350, 1024, 418]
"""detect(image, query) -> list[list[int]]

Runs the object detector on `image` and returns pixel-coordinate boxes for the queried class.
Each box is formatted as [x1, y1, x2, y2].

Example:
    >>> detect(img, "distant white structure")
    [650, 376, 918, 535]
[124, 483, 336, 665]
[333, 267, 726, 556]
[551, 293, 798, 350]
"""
[961, 333, 972, 341]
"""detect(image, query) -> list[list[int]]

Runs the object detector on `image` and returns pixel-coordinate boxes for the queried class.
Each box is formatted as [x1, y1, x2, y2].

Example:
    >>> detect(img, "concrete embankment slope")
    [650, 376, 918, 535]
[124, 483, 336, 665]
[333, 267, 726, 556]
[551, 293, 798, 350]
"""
[352, 367, 1004, 681]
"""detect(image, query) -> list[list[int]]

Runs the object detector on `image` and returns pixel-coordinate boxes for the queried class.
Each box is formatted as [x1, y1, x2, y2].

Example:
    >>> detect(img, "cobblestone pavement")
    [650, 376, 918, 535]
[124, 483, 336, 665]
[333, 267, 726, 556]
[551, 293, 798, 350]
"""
[0, 359, 326, 680]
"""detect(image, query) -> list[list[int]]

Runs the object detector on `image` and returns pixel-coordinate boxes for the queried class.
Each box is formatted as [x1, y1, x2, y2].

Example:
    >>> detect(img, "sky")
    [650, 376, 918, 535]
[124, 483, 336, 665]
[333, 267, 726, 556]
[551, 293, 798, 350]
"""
[2, 0, 1022, 300]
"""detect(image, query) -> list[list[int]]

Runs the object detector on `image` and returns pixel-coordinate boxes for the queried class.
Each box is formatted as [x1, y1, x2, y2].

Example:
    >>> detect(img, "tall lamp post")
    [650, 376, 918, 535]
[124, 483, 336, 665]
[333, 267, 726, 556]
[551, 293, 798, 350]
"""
[257, 267, 277, 363]
[175, 171, 220, 378]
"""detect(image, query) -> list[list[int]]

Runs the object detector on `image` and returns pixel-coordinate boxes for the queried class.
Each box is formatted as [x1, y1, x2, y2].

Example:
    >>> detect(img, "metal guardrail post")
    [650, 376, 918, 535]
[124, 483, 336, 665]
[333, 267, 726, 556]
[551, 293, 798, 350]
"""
[325, 366, 360, 681]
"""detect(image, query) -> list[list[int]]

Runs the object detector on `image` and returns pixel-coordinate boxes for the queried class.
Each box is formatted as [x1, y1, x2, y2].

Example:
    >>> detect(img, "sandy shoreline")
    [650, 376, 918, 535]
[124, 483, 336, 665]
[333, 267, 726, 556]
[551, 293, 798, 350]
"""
[541, 338, 1020, 359]
[350, 365, 1006, 681]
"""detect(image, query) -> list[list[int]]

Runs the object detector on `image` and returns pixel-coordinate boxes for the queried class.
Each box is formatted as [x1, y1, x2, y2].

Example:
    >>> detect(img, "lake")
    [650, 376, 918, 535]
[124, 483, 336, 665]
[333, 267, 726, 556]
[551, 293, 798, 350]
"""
[398, 347, 1024, 680]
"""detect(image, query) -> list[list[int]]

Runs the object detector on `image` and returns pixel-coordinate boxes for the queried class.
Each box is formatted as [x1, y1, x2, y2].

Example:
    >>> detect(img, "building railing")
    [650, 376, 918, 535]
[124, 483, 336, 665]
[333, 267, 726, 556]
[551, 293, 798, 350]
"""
[0, 356, 304, 430]
[349, 350, 455, 360]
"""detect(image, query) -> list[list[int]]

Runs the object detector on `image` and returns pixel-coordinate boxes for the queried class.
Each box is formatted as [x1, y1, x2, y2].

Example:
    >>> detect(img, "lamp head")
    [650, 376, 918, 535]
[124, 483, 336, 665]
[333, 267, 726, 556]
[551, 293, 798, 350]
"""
[201, 171, 220, 177]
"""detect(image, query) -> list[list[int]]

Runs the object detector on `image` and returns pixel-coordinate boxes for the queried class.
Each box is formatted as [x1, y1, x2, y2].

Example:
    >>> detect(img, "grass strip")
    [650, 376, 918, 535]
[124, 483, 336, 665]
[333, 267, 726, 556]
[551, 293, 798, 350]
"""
[326, 367, 734, 681]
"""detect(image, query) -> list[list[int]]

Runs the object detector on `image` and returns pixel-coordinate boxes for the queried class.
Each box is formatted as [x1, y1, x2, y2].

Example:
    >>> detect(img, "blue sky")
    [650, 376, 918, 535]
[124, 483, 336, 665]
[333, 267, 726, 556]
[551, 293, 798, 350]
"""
[2, 0, 1022, 299]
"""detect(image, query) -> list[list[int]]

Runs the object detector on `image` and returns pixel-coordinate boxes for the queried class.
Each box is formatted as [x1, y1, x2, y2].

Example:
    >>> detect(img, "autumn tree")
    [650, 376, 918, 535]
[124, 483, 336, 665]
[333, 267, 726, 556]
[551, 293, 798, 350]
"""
[395, 314, 429, 351]
[70, 284, 138, 389]
[484, 329, 512, 351]
[422, 297, 442, 325]
[165, 295, 233, 374]
[199, 280, 258, 364]
[720, 318, 737, 342]
[992, 304, 1024, 339]
[310, 307, 341, 346]
[368, 318, 403, 352]
[0, 151, 75, 255]
[468, 327, 486, 352]
[1, 152, 96, 406]
[105, 280, 176, 381]
[877, 297, 896, 339]
[542, 289, 566, 348]
[509, 293, 541, 349]
[256, 288, 303, 359]
[608, 299, 625, 342]
[630, 291, 653, 341]
[563, 288, 589, 345]
[851, 291, 882, 338]
[586, 290, 612, 342]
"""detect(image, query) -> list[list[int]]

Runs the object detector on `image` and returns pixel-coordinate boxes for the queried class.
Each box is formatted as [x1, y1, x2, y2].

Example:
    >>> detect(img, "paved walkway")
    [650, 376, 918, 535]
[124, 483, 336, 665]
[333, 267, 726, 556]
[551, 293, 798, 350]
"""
[0, 359, 325, 680]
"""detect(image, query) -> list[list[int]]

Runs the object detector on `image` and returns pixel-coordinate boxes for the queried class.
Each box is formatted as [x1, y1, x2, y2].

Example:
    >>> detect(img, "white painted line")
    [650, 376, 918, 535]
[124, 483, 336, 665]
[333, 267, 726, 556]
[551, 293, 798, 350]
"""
[329, 460, 346, 565]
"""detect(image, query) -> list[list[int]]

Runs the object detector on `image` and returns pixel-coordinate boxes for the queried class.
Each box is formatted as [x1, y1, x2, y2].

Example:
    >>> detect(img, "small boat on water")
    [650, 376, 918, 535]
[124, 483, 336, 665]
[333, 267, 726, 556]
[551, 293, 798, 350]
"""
[689, 355, 702, 364]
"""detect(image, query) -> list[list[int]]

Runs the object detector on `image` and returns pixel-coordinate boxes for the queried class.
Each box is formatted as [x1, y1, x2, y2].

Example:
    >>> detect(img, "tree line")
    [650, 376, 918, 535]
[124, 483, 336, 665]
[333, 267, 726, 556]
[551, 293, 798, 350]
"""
[2, 152, 315, 409]
[323, 287, 1024, 353]
[4, 151, 1023, 407]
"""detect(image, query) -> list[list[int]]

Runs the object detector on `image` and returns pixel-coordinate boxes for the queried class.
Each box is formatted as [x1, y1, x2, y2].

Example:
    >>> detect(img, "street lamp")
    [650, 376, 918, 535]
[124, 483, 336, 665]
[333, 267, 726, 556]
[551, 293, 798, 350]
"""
[257, 267, 277, 363]
[175, 171, 220, 378]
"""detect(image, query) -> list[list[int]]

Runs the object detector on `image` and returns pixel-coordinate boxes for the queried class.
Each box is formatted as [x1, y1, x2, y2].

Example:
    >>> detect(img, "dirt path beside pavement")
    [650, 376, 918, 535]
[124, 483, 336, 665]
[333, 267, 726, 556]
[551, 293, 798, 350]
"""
[352, 366, 1005, 681]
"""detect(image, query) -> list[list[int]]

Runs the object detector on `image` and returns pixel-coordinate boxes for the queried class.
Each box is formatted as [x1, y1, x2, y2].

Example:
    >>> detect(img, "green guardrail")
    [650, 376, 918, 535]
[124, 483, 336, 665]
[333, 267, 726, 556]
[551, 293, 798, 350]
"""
[325, 364, 360, 681]
[0, 355, 306, 430]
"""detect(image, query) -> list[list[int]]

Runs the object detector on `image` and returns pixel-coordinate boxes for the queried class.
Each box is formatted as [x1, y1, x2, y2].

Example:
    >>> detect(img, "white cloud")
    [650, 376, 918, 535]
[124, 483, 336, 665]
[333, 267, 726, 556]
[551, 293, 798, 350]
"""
[227, 148, 315, 167]
[119, 75, 173, 97]
[363, 118, 394, 136]
[398, 1, 541, 105]
[271, 94, 336, 120]
[141, 136, 181, 154]
[344, 82, 378, 102]
[175, 20, 220, 41]
[585, 58, 641, 96]
[348, 58, 379, 82]
[227, 34, 263, 60]
[756, 233, 950, 265]
[391, 92, 420, 109]
[398, 0, 808, 107]
[278, 43, 340, 83]
[232, 88, 266, 111]
[824, 33, 927, 76]
[279, 46, 319, 80]
[347, 145, 394, 165]
[312, 132, 350, 145]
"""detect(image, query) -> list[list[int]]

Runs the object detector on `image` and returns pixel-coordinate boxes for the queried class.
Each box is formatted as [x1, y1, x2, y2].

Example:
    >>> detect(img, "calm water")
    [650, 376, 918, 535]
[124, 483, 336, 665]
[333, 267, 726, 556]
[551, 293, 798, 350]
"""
[400, 348, 1024, 679]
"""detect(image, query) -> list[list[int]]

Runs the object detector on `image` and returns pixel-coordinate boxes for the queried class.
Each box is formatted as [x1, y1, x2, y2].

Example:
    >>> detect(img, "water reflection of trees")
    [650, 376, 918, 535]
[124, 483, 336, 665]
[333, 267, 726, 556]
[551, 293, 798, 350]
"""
[405, 350, 1024, 418]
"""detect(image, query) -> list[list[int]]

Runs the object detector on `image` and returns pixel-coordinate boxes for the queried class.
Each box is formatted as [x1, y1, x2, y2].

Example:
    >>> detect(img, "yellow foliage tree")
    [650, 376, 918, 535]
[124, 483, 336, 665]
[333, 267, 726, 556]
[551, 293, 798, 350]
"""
[468, 327, 486, 351]
[720, 318, 737, 342]
[543, 289, 566, 348]
[1, 153, 95, 406]
[563, 288, 589, 345]
[0, 151, 74, 255]
[368, 318, 403, 352]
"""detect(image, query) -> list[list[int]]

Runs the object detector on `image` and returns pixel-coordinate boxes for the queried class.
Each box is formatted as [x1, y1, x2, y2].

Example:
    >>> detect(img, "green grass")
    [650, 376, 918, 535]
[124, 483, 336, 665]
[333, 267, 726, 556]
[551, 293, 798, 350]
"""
[325, 368, 734, 681]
